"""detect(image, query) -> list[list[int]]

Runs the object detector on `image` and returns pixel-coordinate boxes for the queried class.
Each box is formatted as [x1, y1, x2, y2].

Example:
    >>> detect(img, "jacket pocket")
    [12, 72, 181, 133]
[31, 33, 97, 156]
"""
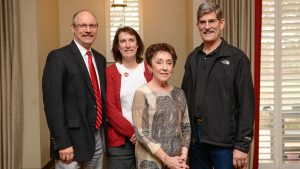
[67, 119, 80, 128]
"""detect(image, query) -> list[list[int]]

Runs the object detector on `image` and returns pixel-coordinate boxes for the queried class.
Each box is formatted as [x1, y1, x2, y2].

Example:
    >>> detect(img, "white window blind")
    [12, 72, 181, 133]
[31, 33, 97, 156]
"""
[259, 0, 300, 168]
[106, 0, 140, 61]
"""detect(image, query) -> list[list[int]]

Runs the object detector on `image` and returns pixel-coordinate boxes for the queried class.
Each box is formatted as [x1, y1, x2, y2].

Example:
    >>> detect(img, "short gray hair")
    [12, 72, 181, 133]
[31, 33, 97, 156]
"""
[71, 10, 98, 26]
[197, 2, 223, 23]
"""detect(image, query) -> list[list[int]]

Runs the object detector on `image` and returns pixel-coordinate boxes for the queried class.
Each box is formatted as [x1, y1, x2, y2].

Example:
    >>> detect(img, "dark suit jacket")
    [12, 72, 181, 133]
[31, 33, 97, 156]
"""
[42, 41, 107, 162]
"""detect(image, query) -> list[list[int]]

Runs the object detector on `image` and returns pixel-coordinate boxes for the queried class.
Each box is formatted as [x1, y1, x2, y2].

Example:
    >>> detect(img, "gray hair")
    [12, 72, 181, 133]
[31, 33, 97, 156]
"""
[71, 10, 98, 26]
[197, 2, 223, 22]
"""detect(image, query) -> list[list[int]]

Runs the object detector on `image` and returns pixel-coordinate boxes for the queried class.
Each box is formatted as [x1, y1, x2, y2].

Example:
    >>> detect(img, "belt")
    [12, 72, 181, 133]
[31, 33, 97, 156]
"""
[194, 116, 202, 125]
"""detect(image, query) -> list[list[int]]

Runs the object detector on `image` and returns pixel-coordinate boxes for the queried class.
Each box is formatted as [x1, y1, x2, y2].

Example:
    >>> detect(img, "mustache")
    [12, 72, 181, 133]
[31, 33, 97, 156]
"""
[82, 34, 94, 37]
[203, 29, 215, 34]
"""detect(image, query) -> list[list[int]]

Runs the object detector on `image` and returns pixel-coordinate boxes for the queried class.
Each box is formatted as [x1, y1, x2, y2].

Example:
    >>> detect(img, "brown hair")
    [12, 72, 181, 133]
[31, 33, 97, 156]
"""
[111, 26, 144, 63]
[145, 43, 177, 67]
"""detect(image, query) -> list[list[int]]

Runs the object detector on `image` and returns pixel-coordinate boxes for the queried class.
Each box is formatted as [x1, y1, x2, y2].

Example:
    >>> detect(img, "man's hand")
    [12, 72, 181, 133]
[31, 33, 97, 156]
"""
[59, 146, 74, 163]
[233, 149, 248, 169]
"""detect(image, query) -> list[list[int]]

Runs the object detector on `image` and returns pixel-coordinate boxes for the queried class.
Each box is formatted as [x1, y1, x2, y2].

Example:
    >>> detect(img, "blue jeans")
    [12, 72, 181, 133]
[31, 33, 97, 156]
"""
[189, 125, 233, 169]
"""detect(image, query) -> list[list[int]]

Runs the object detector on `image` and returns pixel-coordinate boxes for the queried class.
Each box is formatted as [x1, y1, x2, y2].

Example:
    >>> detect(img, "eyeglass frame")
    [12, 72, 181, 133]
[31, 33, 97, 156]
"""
[73, 24, 98, 30]
[197, 18, 220, 28]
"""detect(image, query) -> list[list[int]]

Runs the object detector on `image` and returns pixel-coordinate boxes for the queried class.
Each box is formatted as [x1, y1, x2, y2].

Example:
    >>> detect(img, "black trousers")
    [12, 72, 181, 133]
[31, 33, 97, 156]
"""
[108, 139, 136, 169]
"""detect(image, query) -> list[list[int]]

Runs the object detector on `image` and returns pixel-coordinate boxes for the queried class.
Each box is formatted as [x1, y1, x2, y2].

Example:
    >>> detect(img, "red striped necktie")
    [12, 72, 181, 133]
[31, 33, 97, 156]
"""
[87, 50, 102, 129]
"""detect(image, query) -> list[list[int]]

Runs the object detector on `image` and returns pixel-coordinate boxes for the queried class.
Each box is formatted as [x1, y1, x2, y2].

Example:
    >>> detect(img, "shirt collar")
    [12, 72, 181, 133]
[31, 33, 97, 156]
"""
[199, 38, 224, 57]
[73, 39, 92, 56]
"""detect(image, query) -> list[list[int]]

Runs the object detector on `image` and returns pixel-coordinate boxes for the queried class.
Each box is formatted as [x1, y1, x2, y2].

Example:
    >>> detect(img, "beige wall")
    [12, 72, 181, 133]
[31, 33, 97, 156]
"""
[142, 0, 187, 87]
[58, 0, 107, 54]
[20, 0, 60, 168]
[20, 1, 41, 168]
[20, 0, 204, 168]
[36, 0, 60, 166]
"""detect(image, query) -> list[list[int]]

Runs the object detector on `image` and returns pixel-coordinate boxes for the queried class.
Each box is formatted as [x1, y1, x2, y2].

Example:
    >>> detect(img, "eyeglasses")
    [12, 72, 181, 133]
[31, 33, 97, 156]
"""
[198, 19, 219, 28]
[74, 24, 98, 30]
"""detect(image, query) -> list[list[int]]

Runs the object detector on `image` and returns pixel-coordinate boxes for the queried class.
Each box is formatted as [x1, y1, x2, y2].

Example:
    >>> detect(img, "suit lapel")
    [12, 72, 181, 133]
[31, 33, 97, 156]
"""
[70, 41, 95, 96]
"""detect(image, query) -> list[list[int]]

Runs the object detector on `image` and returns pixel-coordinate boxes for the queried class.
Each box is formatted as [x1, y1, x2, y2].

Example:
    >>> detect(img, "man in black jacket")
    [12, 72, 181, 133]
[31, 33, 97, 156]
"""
[43, 10, 107, 169]
[181, 2, 254, 169]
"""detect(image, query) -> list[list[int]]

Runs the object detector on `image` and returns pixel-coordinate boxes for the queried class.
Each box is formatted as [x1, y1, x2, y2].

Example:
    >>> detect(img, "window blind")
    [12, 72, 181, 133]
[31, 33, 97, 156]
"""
[259, 0, 300, 167]
[109, 0, 140, 45]
[259, 0, 275, 164]
[281, 0, 300, 164]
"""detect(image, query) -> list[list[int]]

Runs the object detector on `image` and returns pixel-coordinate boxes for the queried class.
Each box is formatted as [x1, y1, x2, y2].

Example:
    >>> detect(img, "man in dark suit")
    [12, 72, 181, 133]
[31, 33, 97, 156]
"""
[42, 10, 107, 169]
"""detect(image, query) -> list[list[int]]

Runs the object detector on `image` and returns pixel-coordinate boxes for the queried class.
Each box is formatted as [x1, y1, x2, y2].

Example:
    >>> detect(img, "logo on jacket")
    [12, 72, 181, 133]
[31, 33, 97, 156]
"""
[221, 60, 230, 65]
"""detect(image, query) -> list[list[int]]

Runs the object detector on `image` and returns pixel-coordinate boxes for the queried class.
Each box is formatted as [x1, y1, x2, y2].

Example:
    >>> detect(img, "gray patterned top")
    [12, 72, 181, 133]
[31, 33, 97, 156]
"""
[132, 84, 191, 169]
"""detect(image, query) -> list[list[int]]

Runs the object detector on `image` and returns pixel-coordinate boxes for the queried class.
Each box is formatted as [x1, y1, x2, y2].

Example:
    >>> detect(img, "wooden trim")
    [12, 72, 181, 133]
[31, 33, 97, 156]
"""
[253, 0, 262, 168]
